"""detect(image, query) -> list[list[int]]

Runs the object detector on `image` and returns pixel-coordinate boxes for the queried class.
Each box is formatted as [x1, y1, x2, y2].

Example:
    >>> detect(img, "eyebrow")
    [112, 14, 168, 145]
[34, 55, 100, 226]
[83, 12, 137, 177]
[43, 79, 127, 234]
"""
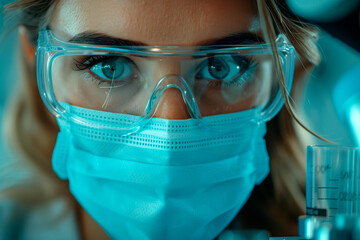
[68, 31, 264, 47]
[69, 31, 144, 46]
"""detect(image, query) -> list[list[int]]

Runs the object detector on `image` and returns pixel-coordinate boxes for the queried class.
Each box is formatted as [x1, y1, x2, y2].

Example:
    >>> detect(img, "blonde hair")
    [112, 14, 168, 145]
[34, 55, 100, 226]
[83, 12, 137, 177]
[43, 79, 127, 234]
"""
[2, 0, 321, 236]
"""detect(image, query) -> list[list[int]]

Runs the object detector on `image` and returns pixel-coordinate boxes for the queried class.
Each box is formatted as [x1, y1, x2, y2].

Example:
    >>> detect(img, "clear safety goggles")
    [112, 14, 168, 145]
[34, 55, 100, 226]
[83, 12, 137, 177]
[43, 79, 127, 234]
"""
[37, 29, 295, 132]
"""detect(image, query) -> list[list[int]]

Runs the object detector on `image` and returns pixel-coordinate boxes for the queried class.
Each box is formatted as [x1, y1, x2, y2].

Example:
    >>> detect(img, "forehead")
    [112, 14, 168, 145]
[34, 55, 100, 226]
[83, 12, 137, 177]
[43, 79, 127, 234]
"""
[51, 0, 259, 45]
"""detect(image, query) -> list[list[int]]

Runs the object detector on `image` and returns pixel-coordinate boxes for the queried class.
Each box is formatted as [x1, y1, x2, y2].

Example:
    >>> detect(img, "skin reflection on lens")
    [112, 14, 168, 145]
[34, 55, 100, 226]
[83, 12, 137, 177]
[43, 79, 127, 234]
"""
[195, 55, 274, 116]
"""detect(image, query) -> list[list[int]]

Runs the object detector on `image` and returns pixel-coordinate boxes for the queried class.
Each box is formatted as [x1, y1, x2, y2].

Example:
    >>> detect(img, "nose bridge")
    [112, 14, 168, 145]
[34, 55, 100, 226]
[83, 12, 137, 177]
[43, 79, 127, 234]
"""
[148, 74, 200, 120]
[153, 87, 190, 120]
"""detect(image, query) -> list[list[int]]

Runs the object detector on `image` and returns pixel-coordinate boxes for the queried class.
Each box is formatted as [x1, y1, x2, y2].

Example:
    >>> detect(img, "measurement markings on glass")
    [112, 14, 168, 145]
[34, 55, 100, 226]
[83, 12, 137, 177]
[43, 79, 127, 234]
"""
[306, 146, 359, 217]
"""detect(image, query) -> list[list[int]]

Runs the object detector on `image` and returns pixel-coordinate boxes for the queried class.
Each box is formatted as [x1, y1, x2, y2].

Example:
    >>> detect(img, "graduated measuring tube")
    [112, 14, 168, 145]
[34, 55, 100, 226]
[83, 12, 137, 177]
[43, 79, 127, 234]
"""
[306, 145, 360, 217]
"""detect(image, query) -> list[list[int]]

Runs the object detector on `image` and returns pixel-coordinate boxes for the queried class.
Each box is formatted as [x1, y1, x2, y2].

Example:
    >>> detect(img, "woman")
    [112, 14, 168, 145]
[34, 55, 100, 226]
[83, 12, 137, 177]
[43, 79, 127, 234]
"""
[2, 0, 321, 239]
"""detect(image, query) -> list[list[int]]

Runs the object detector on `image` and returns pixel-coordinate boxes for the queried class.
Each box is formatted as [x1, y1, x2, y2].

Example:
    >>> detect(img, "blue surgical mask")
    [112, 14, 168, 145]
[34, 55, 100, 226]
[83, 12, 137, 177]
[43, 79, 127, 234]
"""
[52, 103, 269, 240]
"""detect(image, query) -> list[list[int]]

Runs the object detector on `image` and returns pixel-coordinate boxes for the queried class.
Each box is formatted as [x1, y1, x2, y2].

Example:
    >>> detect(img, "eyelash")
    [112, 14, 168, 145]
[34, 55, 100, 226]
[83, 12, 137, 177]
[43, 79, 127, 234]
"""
[73, 55, 137, 87]
[199, 56, 257, 87]
[72, 55, 257, 87]
[73, 55, 113, 71]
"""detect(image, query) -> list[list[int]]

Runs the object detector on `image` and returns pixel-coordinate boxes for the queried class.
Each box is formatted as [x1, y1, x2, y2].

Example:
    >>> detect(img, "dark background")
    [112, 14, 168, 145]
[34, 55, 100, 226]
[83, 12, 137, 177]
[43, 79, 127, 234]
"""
[313, 7, 360, 52]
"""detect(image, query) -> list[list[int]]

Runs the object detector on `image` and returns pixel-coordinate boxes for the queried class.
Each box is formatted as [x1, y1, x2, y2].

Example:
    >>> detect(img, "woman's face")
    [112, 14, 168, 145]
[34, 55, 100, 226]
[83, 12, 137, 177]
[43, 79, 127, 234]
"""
[51, 0, 261, 119]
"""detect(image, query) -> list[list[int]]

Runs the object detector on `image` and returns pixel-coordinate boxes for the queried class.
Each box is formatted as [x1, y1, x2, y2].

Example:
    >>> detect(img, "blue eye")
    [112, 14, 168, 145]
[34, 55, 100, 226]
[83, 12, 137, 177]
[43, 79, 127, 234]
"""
[90, 57, 134, 80]
[197, 55, 251, 81]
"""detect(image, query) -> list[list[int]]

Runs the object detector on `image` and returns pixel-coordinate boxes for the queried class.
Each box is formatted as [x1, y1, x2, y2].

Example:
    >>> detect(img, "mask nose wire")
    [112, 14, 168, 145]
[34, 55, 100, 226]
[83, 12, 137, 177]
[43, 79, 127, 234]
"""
[142, 74, 203, 120]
